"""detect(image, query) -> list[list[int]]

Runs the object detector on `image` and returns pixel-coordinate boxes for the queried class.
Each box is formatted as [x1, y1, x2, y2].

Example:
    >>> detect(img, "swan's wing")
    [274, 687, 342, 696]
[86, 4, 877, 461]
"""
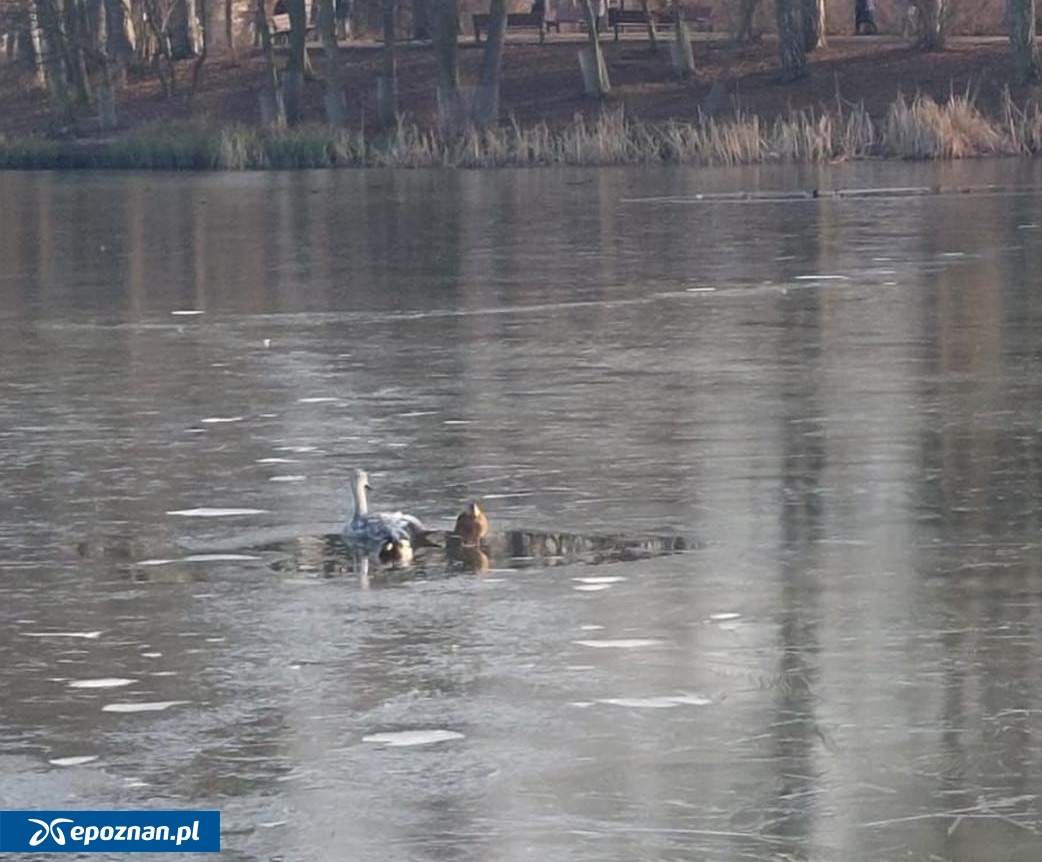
[372, 512, 420, 542]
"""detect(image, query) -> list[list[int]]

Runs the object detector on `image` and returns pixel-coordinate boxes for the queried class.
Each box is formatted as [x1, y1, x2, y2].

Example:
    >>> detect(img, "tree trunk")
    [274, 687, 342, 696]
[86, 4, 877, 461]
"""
[735, 0, 761, 43]
[413, 0, 431, 39]
[224, 0, 237, 61]
[1009, 0, 1040, 81]
[431, 0, 461, 132]
[189, 0, 208, 105]
[284, 0, 309, 123]
[800, 0, 824, 50]
[375, 0, 397, 125]
[102, 0, 133, 66]
[473, 0, 506, 127]
[316, 0, 345, 124]
[637, 0, 657, 49]
[335, 0, 353, 39]
[775, 0, 806, 80]
[671, 0, 694, 76]
[256, 0, 286, 126]
[916, 0, 945, 50]
[96, 60, 117, 129]
[62, 0, 92, 104]
[577, 0, 609, 96]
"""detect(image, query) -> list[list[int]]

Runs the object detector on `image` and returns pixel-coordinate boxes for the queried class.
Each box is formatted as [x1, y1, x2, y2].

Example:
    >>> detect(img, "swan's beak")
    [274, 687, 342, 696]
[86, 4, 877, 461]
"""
[364, 483, 372, 491]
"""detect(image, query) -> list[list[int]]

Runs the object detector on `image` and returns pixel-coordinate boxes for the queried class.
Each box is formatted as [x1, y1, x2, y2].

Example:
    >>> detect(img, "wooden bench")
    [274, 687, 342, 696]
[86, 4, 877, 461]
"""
[608, 4, 713, 40]
[267, 12, 317, 45]
[472, 11, 561, 44]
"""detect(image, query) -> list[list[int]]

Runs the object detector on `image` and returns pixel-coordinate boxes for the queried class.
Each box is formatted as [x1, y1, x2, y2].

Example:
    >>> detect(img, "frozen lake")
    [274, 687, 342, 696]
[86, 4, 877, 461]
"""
[2, 161, 1042, 860]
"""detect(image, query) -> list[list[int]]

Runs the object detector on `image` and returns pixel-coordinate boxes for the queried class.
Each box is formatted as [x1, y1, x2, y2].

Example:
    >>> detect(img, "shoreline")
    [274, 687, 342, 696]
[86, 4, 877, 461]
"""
[3, 37, 1041, 170]
[1, 91, 1039, 170]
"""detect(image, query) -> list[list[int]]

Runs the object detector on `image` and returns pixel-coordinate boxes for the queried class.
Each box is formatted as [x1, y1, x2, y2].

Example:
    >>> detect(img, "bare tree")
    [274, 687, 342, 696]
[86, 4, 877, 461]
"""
[283, 0, 308, 123]
[577, 0, 609, 96]
[800, 0, 824, 50]
[734, 0, 761, 43]
[775, 0, 806, 80]
[188, 0, 207, 104]
[411, 0, 428, 38]
[224, 0, 236, 61]
[472, 0, 505, 127]
[316, 0, 345, 124]
[1009, 0, 1039, 81]
[255, 0, 286, 126]
[637, 0, 657, 49]
[670, 0, 694, 77]
[377, 0, 396, 125]
[915, 0, 946, 50]
[430, 0, 461, 131]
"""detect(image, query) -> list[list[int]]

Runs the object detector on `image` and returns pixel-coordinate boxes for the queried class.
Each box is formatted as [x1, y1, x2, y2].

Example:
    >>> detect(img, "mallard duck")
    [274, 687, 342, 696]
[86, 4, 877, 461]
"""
[344, 469, 427, 561]
[453, 502, 489, 547]
[378, 537, 414, 565]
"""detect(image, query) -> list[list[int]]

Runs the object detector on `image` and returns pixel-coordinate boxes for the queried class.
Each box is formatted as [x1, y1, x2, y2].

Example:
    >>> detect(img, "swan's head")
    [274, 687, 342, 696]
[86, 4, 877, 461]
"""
[353, 469, 371, 492]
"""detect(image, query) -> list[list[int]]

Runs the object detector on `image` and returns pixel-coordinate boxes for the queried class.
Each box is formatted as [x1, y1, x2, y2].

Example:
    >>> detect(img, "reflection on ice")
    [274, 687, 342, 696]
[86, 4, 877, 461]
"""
[251, 527, 687, 581]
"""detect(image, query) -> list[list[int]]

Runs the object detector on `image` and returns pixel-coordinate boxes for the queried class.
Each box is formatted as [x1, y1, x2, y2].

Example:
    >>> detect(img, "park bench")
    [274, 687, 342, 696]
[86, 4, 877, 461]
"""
[472, 11, 561, 44]
[608, 4, 714, 40]
[267, 12, 317, 45]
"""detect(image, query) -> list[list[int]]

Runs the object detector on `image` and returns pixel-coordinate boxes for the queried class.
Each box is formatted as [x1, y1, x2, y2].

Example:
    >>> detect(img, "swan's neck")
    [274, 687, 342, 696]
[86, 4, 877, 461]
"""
[352, 480, 369, 519]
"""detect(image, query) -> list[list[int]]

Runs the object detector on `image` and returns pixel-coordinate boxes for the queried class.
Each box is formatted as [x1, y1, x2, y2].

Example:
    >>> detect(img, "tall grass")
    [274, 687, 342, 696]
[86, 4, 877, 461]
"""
[3, 92, 1042, 170]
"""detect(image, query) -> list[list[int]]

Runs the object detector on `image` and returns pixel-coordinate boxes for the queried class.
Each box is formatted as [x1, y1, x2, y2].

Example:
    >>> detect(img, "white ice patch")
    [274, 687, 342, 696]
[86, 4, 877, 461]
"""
[274, 445, 317, 453]
[138, 553, 260, 566]
[573, 639, 663, 649]
[579, 625, 604, 631]
[141, 652, 162, 659]
[200, 417, 244, 424]
[574, 584, 612, 592]
[170, 310, 204, 316]
[269, 475, 307, 483]
[68, 678, 137, 689]
[49, 755, 99, 766]
[794, 274, 850, 281]
[598, 693, 713, 709]
[22, 631, 102, 639]
[256, 458, 299, 464]
[709, 612, 742, 621]
[297, 397, 339, 403]
[102, 701, 189, 713]
[185, 554, 260, 562]
[362, 730, 465, 747]
[569, 702, 596, 708]
[167, 508, 268, 517]
[573, 576, 626, 584]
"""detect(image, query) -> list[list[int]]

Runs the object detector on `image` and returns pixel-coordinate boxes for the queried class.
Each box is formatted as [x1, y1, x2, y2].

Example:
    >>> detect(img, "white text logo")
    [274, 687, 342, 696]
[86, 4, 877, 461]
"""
[28, 817, 74, 846]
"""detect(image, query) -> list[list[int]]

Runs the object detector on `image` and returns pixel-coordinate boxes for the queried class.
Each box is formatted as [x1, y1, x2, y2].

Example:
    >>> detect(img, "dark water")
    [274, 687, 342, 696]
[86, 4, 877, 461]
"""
[2, 162, 1042, 861]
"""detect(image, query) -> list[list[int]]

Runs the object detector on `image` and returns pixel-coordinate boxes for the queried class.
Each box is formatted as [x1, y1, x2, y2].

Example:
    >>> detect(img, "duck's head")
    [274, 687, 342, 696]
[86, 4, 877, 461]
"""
[465, 502, 483, 518]
[379, 537, 413, 565]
